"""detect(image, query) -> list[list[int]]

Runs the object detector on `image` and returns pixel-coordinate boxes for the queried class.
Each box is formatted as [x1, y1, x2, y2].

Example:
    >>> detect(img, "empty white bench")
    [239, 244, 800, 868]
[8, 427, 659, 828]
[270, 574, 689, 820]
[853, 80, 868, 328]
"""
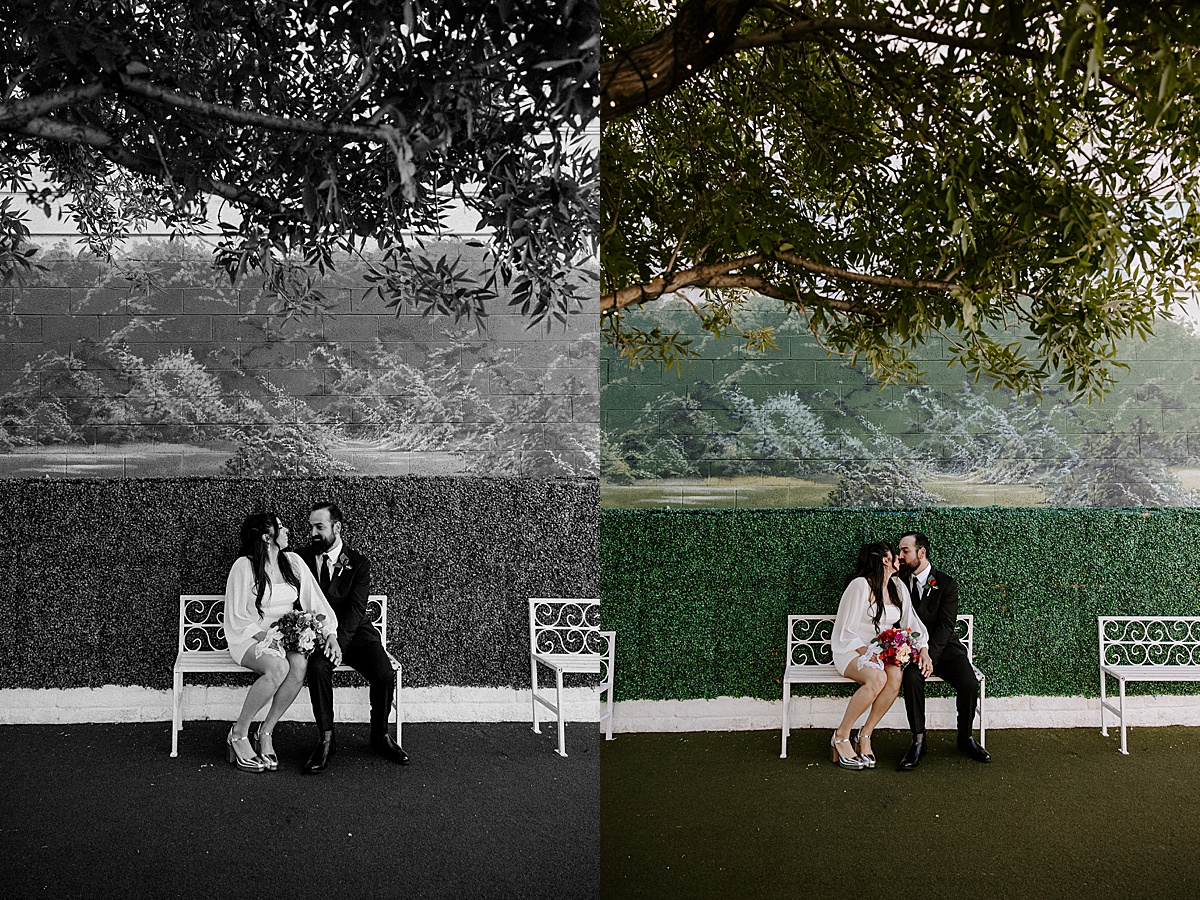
[529, 597, 615, 757]
[781, 614, 985, 758]
[1099, 616, 1200, 754]
[172, 593, 401, 756]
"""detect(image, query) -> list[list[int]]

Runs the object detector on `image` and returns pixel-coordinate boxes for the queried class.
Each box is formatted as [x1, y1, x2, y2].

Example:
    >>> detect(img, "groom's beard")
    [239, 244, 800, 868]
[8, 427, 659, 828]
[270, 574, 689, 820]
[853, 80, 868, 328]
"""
[310, 535, 335, 553]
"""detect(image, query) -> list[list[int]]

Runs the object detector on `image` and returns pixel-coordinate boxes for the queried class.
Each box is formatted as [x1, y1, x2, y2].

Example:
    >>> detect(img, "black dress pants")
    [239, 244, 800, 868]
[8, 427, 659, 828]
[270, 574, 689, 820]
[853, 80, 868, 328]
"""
[307, 638, 395, 736]
[901, 651, 979, 738]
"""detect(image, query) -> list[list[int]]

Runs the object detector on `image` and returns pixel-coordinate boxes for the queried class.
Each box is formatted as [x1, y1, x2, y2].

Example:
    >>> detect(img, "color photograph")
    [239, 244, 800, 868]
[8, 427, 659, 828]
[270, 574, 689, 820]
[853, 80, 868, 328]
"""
[600, 3, 1200, 898]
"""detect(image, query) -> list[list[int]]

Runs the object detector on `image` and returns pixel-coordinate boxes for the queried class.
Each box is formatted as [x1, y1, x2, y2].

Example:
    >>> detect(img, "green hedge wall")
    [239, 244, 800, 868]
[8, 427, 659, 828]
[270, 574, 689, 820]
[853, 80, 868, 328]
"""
[600, 507, 1200, 700]
[1, 476, 597, 690]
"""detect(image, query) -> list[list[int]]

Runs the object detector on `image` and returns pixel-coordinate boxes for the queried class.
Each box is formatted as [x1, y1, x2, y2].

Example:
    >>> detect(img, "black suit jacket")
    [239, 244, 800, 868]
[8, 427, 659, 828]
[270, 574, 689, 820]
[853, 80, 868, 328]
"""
[299, 544, 380, 647]
[910, 567, 966, 665]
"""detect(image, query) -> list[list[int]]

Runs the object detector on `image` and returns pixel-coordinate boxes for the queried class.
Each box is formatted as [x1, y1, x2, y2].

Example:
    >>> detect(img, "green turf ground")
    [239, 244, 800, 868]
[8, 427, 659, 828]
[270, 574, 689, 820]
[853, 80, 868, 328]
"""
[602, 726, 1200, 899]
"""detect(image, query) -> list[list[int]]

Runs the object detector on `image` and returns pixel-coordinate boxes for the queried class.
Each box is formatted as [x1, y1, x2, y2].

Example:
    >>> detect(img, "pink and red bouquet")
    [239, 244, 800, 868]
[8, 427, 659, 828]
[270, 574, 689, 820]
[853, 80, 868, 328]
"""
[272, 610, 328, 657]
[873, 627, 922, 668]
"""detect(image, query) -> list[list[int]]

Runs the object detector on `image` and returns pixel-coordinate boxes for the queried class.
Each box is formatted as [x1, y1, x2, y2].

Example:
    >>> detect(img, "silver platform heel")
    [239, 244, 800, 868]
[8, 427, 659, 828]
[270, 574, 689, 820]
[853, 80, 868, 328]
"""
[852, 730, 877, 768]
[830, 731, 865, 769]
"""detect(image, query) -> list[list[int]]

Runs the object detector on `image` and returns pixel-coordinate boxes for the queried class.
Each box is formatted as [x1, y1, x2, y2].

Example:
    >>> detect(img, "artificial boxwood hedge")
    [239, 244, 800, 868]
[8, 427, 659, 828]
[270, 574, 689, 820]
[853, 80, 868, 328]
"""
[2, 476, 597, 690]
[600, 507, 1200, 701]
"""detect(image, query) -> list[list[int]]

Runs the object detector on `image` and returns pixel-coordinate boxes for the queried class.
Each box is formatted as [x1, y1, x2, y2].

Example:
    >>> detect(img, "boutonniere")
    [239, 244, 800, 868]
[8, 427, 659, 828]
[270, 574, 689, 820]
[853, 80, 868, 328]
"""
[333, 553, 351, 577]
[926, 575, 938, 590]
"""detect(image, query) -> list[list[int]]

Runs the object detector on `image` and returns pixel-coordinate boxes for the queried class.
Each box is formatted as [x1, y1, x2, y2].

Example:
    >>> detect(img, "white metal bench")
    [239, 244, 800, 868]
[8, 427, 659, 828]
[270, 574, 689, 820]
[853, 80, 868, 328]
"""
[171, 593, 401, 756]
[529, 597, 615, 757]
[1099, 616, 1200, 754]
[780, 614, 985, 758]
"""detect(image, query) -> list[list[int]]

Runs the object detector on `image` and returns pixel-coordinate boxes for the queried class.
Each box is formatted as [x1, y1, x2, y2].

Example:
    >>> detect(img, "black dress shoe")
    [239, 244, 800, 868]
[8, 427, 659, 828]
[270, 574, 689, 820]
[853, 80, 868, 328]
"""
[371, 733, 409, 765]
[958, 736, 991, 763]
[304, 730, 336, 774]
[898, 732, 926, 770]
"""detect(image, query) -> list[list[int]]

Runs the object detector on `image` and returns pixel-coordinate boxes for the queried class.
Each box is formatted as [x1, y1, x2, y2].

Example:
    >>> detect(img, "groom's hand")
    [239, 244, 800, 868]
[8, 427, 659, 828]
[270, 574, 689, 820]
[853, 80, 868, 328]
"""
[324, 634, 342, 665]
[917, 648, 933, 677]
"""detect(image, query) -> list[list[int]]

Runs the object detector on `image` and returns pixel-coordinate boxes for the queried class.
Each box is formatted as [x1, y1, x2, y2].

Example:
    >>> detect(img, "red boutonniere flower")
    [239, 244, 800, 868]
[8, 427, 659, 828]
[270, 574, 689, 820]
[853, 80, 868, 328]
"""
[333, 553, 351, 577]
[926, 575, 938, 590]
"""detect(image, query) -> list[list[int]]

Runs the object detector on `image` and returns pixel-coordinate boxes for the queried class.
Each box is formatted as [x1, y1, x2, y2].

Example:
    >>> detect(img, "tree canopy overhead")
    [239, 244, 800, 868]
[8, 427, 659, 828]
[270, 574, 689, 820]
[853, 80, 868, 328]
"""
[601, 0, 1200, 398]
[0, 0, 598, 326]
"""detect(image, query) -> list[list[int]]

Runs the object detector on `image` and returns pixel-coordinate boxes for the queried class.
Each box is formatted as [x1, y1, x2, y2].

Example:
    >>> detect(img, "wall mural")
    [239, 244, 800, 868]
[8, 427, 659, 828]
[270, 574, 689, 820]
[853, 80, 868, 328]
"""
[0, 240, 598, 479]
[602, 298, 1200, 508]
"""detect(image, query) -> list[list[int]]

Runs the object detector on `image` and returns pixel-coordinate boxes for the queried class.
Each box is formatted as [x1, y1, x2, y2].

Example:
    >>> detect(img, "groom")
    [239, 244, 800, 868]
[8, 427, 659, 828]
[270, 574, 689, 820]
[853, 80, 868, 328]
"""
[895, 531, 990, 769]
[299, 501, 408, 772]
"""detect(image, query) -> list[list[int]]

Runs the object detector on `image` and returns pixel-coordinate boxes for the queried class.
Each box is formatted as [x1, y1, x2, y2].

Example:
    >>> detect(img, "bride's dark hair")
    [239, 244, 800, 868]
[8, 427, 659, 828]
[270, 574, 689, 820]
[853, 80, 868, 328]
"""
[848, 541, 902, 633]
[238, 512, 300, 617]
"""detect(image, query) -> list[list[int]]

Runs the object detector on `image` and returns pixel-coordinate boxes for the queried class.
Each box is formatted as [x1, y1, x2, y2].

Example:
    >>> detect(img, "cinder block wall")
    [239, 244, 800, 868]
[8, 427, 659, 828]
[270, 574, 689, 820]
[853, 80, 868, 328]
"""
[601, 297, 1200, 506]
[1, 242, 599, 478]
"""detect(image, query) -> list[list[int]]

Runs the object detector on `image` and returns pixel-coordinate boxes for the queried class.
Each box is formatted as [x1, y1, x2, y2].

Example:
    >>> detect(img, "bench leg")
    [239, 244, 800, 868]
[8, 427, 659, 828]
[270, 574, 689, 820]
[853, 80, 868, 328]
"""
[400, 667, 410, 748]
[978, 677, 985, 748]
[1099, 667, 1108, 736]
[555, 668, 567, 758]
[531, 656, 541, 734]
[1119, 678, 1128, 755]
[171, 671, 183, 757]
[603, 676, 614, 742]
[780, 681, 789, 759]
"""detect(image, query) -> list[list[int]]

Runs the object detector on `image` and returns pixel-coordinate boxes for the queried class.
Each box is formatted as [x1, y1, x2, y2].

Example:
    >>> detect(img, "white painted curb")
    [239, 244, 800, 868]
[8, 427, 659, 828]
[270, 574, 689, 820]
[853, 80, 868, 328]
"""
[0, 685, 604, 725]
[612, 694, 1200, 732]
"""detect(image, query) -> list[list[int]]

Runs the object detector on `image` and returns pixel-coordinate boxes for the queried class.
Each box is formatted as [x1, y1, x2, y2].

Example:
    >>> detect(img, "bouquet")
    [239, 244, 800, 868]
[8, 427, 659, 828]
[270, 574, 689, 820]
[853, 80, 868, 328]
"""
[271, 610, 328, 657]
[870, 627, 923, 668]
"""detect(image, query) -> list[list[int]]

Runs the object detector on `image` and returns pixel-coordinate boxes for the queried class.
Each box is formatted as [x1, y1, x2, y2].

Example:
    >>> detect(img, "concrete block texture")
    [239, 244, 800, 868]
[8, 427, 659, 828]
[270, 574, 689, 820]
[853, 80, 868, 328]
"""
[0, 245, 599, 479]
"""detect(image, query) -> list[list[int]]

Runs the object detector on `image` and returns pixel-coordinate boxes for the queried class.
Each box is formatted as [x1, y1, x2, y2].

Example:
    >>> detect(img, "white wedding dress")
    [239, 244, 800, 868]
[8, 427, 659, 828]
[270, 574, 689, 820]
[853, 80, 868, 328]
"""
[830, 575, 929, 676]
[223, 552, 338, 666]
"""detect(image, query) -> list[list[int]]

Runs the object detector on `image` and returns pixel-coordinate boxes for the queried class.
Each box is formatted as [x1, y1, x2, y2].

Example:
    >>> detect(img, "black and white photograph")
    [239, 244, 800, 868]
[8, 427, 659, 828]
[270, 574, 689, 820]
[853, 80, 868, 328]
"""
[0, 2, 600, 898]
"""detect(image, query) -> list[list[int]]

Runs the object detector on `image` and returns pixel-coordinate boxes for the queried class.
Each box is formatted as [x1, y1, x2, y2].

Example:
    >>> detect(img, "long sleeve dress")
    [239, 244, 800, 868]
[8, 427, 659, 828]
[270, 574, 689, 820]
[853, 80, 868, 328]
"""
[830, 575, 929, 677]
[224, 552, 339, 667]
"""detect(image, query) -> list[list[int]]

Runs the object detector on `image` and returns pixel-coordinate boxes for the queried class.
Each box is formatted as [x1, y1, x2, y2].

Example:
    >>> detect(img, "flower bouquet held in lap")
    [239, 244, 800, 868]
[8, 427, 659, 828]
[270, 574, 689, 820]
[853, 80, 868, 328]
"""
[256, 611, 328, 658]
[858, 627, 922, 670]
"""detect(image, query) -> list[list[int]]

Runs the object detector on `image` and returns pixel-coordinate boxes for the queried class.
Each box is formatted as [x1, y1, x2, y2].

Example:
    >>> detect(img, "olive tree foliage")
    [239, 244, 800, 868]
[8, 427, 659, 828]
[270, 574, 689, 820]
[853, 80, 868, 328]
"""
[601, 0, 1200, 399]
[0, 0, 598, 326]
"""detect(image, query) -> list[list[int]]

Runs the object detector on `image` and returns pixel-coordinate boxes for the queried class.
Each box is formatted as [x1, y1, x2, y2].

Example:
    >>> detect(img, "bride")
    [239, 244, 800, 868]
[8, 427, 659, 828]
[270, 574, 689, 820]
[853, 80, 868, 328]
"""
[828, 541, 931, 769]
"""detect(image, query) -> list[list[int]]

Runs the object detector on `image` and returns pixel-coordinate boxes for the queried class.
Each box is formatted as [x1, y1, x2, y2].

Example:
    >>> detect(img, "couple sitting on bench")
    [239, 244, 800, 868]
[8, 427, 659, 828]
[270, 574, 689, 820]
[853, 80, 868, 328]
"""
[828, 532, 990, 771]
[223, 501, 408, 774]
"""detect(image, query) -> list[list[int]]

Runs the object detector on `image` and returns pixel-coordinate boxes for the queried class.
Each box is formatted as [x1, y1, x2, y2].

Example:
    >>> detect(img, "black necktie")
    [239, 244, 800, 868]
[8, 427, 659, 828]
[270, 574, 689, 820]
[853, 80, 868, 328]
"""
[913, 578, 923, 604]
[319, 556, 331, 593]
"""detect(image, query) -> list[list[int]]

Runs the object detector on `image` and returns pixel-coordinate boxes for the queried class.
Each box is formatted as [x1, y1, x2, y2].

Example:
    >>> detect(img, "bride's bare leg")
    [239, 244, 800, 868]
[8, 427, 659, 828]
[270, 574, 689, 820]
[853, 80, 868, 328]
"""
[235, 653, 290, 737]
[261, 651, 309, 737]
[858, 665, 904, 756]
[836, 659, 887, 746]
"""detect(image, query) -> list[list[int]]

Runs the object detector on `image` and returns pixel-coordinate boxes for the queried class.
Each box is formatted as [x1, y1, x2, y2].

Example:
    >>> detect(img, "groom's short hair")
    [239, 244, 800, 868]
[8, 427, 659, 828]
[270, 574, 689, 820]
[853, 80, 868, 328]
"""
[901, 531, 931, 558]
[311, 501, 344, 525]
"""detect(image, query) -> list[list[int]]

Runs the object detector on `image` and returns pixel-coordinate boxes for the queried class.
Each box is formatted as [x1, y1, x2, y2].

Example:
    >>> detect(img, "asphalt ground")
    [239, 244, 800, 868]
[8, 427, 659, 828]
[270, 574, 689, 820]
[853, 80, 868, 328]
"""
[601, 726, 1200, 900]
[2, 720, 599, 900]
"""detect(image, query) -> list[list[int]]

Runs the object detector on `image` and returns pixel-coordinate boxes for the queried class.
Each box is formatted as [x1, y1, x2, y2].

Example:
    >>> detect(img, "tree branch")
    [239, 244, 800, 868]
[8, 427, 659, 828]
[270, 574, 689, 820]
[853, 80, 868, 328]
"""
[729, 16, 1045, 60]
[115, 74, 393, 144]
[604, 0, 1137, 117]
[774, 250, 956, 292]
[602, 0, 761, 118]
[0, 83, 107, 126]
[16, 116, 289, 217]
[601, 248, 953, 315]
[601, 253, 768, 312]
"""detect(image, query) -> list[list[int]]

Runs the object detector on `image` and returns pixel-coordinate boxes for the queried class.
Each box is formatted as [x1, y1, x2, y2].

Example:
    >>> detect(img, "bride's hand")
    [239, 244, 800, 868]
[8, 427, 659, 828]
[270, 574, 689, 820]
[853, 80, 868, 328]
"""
[254, 636, 285, 659]
[856, 652, 884, 671]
